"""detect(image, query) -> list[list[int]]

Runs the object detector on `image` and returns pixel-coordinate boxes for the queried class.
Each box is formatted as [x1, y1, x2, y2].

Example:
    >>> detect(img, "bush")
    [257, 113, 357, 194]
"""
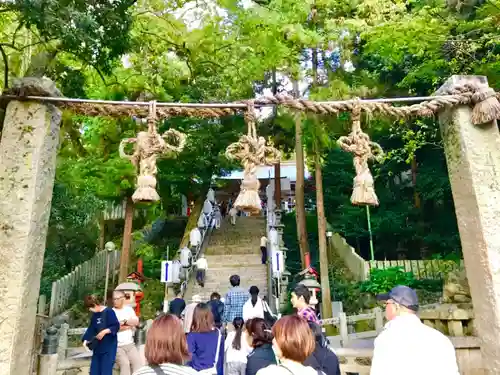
[360, 267, 416, 295]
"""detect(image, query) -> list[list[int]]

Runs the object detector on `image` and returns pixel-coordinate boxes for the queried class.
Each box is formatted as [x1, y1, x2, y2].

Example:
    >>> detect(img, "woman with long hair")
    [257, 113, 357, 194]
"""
[225, 317, 252, 375]
[245, 318, 276, 375]
[243, 286, 265, 322]
[133, 314, 197, 375]
[186, 303, 224, 375]
[256, 315, 318, 375]
[82, 294, 120, 375]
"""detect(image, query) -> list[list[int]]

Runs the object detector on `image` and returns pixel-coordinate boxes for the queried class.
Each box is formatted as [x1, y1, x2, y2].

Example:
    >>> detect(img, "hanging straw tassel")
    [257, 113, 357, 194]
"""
[132, 100, 162, 202]
[338, 102, 383, 206]
[470, 84, 500, 126]
[226, 102, 281, 215]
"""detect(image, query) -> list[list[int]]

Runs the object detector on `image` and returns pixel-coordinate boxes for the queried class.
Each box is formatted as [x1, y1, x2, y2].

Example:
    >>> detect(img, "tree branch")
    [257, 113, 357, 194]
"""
[0, 44, 9, 89]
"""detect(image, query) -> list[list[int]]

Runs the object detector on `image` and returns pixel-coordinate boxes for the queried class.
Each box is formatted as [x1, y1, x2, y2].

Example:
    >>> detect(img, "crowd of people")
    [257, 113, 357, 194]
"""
[81, 275, 342, 375]
[82, 280, 463, 375]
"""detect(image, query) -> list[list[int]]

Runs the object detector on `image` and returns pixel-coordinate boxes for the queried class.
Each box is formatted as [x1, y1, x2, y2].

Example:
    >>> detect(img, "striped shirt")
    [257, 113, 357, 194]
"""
[223, 287, 249, 323]
[298, 306, 319, 324]
[133, 363, 199, 375]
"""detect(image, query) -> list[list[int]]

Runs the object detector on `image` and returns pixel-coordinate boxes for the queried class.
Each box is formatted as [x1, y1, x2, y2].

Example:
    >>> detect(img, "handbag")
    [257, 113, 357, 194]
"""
[198, 329, 222, 375]
[86, 309, 108, 351]
[262, 300, 277, 326]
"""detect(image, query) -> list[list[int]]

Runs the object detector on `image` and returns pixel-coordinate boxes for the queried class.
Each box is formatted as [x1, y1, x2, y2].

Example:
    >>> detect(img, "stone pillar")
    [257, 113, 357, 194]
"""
[437, 75, 500, 373]
[0, 78, 62, 374]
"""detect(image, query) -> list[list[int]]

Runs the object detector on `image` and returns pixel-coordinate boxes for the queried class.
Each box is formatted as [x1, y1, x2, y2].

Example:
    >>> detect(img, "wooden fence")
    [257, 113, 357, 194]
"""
[368, 259, 464, 280]
[328, 231, 463, 281]
[320, 308, 384, 346]
[48, 250, 120, 317]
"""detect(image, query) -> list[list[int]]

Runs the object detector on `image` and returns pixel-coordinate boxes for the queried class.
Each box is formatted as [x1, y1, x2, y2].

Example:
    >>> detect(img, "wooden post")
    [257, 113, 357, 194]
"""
[274, 163, 281, 208]
[0, 78, 62, 374]
[119, 197, 135, 282]
[374, 307, 384, 333]
[57, 323, 69, 360]
[38, 295, 47, 315]
[314, 148, 334, 334]
[294, 114, 310, 268]
[99, 213, 105, 251]
[339, 312, 349, 347]
[437, 75, 500, 373]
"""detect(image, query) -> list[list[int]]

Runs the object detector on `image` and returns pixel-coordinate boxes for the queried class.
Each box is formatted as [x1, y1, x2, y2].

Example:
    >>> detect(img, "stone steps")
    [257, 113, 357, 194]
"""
[206, 246, 262, 256]
[183, 216, 268, 304]
[204, 254, 264, 266]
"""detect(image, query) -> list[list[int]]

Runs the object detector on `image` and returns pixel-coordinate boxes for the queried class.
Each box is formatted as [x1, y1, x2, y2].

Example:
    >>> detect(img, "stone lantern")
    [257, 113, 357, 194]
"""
[298, 269, 321, 308]
[115, 281, 142, 314]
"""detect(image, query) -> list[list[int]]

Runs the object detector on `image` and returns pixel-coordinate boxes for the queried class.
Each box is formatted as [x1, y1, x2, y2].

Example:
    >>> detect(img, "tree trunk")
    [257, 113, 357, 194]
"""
[119, 197, 134, 282]
[272, 69, 281, 208]
[411, 155, 421, 209]
[274, 163, 281, 208]
[315, 145, 333, 331]
[99, 214, 105, 252]
[293, 79, 310, 268]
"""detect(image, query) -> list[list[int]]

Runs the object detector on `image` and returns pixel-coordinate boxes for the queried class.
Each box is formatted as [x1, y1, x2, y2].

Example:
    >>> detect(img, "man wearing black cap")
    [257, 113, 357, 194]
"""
[370, 285, 459, 375]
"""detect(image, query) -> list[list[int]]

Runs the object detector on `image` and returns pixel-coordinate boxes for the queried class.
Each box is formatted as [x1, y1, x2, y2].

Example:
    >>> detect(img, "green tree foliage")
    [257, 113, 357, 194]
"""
[4, 0, 497, 294]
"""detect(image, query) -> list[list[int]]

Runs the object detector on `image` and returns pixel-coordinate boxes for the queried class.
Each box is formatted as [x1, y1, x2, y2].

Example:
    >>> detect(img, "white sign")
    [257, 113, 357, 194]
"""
[271, 250, 284, 275]
[161, 261, 173, 283]
[269, 228, 279, 251]
[161, 260, 181, 283]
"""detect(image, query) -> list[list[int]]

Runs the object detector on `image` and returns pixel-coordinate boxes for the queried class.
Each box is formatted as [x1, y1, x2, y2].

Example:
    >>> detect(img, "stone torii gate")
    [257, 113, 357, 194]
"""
[1, 76, 500, 373]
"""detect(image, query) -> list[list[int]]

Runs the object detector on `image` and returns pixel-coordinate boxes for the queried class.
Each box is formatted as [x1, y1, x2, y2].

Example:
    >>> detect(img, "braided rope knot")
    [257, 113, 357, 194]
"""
[338, 102, 384, 206]
[439, 82, 500, 125]
[225, 101, 281, 214]
[120, 101, 187, 203]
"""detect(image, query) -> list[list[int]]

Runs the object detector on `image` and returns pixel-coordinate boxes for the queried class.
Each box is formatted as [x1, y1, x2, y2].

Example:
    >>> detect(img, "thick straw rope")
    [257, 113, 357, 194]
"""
[119, 101, 187, 202]
[225, 101, 281, 214]
[7, 80, 500, 208]
[338, 101, 384, 206]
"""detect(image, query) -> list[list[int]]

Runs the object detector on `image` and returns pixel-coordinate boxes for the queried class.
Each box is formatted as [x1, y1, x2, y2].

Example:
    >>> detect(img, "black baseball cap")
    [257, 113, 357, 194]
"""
[376, 285, 419, 311]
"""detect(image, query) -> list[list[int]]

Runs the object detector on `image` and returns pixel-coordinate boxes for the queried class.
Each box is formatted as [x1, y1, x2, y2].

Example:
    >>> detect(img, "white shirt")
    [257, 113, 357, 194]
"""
[257, 361, 317, 375]
[242, 297, 265, 322]
[225, 330, 252, 364]
[229, 208, 237, 217]
[260, 236, 268, 247]
[198, 214, 206, 228]
[370, 314, 459, 375]
[189, 228, 202, 247]
[196, 257, 208, 270]
[180, 247, 192, 268]
[113, 306, 137, 347]
[207, 188, 215, 202]
[203, 199, 213, 215]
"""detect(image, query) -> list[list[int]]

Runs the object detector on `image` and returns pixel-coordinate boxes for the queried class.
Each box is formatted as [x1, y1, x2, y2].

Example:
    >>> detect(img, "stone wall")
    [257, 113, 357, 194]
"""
[443, 268, 471, 303]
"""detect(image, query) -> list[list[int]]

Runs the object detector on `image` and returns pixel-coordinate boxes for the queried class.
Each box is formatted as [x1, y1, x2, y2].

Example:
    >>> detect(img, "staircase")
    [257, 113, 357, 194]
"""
[184, 216, 268, 302]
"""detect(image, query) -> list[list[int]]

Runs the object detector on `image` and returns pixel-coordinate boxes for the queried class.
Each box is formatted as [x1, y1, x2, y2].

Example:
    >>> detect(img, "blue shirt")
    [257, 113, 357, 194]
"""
[187, 330, 224, 375]
[82, 307, 120, 354]
[223, 287, 249, 323]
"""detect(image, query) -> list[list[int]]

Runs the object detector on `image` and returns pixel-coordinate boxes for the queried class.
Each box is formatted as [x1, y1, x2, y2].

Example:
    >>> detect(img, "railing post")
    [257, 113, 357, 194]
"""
[38, 295, 47, 315]
[374, 307, 384, 333]
[57, 323, 69, 360]
[339, 312, 349, 347]
[39, 325, 59, 375]
[135, 320, 147, 346]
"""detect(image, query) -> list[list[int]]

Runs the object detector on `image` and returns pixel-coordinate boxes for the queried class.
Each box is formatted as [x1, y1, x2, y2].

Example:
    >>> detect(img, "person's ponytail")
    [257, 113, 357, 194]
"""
[232, 317, 244, 350]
